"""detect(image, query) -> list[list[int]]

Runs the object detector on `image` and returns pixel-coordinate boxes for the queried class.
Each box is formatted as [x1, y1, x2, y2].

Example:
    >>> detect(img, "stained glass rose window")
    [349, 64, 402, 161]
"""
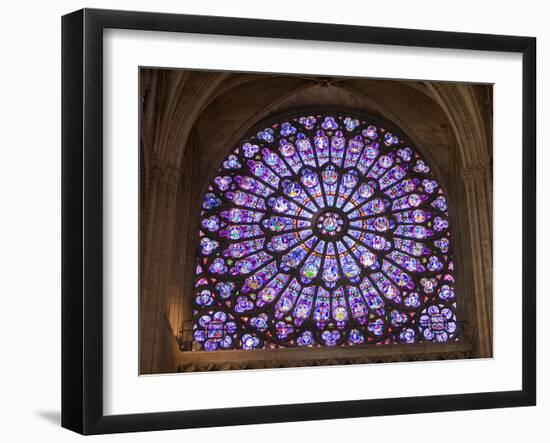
[193, 113, 458, 350]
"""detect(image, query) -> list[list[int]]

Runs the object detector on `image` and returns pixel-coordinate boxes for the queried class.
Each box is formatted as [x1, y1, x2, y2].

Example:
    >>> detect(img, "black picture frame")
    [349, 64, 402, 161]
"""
[61, 8, 536, 435]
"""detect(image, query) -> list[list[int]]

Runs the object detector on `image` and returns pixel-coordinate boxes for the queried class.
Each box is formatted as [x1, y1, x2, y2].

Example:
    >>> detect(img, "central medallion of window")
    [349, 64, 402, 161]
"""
[193, 112, 457, 351]
[315, 210, 346, 238]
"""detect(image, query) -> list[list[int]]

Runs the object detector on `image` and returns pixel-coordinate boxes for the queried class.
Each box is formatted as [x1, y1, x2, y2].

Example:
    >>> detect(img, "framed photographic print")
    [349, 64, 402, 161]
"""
[62, 8, 536, 435]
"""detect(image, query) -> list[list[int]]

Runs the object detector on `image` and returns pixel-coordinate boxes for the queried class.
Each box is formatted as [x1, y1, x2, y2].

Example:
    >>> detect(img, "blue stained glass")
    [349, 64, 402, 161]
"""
[193, 113, 458, 350]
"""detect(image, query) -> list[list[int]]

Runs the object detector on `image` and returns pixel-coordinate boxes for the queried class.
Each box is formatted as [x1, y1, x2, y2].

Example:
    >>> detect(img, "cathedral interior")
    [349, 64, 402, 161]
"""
[139, 69, 493, 374]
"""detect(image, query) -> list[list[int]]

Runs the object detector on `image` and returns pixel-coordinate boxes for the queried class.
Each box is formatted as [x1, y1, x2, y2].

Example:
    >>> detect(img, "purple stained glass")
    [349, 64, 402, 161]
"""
[193, 113, 458, 350]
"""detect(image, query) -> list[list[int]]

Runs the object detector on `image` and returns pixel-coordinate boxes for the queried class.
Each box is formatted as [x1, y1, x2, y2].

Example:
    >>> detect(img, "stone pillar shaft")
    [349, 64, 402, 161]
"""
[462, 166, 493, 357]
[140, 159, 180, 373]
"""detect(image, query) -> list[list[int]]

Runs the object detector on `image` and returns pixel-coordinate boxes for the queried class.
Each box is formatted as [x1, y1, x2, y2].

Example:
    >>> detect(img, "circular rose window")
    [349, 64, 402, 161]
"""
[192, 112, 457, 351]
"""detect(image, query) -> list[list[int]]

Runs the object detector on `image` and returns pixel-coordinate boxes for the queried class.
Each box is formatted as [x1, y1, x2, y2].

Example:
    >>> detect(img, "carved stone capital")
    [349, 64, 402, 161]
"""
[461, 163, 491, 182]
[150, 157, 181, 186]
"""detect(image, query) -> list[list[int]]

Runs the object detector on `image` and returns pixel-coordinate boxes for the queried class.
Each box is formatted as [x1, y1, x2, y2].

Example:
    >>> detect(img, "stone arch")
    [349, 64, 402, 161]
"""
[421, 82, 493, 356]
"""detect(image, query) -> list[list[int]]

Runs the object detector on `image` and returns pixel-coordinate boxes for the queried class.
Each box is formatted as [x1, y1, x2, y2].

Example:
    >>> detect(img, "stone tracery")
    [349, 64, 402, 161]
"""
[192, 112, 458, 351]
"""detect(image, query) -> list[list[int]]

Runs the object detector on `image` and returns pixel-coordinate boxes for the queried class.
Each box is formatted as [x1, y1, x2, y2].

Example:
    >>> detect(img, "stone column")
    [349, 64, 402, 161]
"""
[140, 158, 181, 374]
[461, 164, 493, 358]
[166, 134, 198, 352]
